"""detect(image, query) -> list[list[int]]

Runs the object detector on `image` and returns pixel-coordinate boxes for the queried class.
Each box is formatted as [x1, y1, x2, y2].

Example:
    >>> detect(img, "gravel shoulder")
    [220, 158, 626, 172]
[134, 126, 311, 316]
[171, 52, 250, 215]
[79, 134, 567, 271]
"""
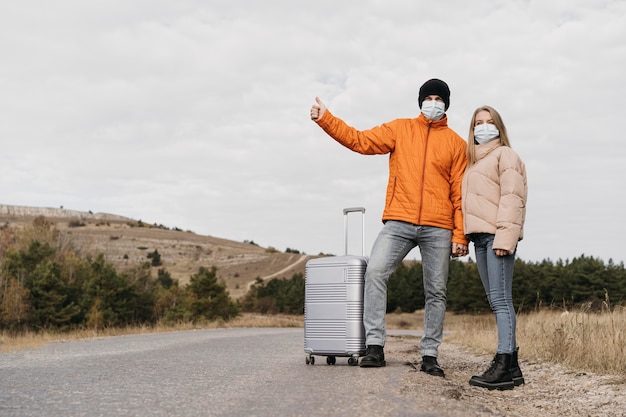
[386, 334, 626, 417]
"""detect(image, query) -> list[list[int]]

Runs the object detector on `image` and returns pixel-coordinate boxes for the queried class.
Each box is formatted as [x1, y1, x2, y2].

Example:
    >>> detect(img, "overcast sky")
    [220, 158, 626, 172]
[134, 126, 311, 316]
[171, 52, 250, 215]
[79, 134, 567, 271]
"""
[1, 1, 625, 264]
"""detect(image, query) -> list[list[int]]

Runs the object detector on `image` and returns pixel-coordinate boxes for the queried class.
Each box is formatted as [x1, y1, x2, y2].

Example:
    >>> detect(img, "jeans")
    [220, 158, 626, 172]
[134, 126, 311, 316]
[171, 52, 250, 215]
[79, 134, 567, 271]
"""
[470, 233, 516, 354]
[363, 220, 452, 358]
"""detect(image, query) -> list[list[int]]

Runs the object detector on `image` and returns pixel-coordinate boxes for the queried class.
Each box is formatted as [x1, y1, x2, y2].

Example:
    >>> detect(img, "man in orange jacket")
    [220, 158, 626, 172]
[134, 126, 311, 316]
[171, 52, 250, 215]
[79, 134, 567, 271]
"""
[310, 79, 468, 376]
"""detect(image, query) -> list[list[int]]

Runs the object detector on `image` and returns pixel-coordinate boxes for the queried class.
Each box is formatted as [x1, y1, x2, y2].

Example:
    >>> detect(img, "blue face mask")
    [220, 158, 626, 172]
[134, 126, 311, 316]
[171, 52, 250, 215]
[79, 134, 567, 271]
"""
[421, 100, 445, 121]
[474, 123, 500, 144]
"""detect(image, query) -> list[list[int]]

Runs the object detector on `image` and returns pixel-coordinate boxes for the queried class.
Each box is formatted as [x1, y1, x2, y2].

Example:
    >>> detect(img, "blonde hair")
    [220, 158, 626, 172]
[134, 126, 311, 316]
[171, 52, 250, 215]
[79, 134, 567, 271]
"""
[466, 106, 512, 167]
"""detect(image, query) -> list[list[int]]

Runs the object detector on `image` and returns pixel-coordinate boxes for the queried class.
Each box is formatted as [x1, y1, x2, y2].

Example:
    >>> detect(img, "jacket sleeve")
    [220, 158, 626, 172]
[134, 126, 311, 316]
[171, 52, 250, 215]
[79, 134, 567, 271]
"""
[316, 110, 396, 155]
[493, 149, 527, 253]
[450, 139, 468, 245]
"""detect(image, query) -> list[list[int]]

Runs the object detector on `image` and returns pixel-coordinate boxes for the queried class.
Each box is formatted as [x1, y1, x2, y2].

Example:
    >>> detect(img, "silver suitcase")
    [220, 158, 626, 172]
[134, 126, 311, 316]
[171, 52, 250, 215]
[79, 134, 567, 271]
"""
[304, 207, 367, 366]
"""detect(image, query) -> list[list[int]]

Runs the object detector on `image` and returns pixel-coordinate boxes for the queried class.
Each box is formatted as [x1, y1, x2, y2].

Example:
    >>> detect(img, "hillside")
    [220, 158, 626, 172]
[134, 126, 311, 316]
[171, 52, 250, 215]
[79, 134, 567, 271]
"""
[0, 204, 312, 299]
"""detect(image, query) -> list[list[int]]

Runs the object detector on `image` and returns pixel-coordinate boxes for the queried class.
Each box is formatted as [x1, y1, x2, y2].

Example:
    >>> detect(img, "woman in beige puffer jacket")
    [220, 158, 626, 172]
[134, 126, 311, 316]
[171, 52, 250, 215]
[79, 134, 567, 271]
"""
[462, 106, 527, 391]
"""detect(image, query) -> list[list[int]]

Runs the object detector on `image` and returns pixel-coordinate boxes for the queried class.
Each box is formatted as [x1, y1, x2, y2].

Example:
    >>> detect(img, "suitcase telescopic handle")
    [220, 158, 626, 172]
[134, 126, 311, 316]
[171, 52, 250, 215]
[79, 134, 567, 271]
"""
[342, 207, 366, 256]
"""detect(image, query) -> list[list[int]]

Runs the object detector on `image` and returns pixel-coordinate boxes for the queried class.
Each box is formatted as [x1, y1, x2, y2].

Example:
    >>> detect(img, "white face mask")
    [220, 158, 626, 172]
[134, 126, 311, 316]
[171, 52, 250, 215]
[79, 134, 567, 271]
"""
[474, 123, 500, 144]
[421, 100, 446, 121]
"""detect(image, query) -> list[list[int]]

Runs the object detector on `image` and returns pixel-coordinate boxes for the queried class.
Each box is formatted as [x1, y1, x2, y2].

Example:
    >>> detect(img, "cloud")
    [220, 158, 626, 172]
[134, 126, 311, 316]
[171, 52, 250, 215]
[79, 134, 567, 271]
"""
[0, 0, 625, 264]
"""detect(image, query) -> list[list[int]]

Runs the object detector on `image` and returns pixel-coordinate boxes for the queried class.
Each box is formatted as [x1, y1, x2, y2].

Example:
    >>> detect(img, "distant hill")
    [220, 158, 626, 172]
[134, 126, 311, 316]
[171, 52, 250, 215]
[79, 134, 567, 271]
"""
[0, 204, 312, 299]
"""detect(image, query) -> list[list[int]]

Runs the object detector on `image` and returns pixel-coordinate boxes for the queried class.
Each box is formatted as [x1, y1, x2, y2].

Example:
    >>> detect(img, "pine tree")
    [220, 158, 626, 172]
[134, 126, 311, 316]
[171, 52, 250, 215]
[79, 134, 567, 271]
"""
[186, 266, 240, 321]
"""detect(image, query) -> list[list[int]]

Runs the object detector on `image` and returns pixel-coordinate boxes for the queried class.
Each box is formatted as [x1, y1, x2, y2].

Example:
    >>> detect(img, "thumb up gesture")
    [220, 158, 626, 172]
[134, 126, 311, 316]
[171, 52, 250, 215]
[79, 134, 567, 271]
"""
[310, 97, 326, 121]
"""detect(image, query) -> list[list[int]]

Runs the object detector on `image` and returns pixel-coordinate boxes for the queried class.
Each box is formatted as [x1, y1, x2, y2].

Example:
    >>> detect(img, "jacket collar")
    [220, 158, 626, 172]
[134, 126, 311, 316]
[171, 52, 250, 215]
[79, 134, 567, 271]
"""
[475, 139, 502, 160]
[417, 113, 449, 128]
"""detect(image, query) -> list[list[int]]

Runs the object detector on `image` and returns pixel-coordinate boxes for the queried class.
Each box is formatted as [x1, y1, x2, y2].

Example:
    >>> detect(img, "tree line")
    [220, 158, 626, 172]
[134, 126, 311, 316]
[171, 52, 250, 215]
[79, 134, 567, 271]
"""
[2, 216, 625, 333]
[391, 256, 626, 314]
[245, 255, 626, 315]
[0, 217, 238, 332]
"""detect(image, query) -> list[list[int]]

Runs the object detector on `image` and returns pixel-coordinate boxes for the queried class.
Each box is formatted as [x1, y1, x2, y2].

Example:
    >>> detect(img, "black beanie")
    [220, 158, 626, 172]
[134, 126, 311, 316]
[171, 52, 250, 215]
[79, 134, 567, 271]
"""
[418, 78, 450, 110]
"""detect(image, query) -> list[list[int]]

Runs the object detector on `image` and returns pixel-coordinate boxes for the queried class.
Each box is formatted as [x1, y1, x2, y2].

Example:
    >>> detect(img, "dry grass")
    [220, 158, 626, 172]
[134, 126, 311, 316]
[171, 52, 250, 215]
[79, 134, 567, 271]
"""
[444, 308, 626, 376]
[383, 309, 626, 376]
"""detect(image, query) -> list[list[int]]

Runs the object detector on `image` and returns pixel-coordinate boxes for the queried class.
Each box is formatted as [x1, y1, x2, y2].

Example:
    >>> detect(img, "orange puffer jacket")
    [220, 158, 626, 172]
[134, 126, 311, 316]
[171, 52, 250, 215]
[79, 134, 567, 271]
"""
[316, 110, 468, 245]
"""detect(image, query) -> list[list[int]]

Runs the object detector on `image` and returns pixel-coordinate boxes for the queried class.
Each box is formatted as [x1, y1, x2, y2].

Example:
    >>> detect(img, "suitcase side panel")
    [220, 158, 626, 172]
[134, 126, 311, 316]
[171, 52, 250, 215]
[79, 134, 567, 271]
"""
[304, 256, 367, 356]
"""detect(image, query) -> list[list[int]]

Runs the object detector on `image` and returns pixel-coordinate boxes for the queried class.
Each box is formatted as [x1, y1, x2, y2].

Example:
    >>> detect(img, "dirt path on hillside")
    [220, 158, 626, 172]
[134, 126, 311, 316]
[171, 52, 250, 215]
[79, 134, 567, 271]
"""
[246, 254, 308, 291]
[386, 334, 626, 416]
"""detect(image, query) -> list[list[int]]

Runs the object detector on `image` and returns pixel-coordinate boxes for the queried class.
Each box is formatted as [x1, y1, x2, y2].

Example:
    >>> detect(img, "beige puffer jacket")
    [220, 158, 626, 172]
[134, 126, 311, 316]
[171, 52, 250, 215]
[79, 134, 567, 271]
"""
[462, 140, 527, 254]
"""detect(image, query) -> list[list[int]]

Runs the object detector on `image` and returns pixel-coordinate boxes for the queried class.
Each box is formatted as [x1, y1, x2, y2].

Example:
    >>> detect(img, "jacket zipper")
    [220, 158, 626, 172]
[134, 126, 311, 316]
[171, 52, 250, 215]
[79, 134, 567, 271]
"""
[417, 122, 432, 224]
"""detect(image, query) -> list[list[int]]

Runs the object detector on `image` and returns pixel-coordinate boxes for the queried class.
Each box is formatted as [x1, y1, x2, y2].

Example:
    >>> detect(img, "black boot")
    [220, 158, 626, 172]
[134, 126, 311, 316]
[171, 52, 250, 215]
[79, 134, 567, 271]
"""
[469, 353, 514, 390]
[511, 347, 525, 386]
[420, 356, 445, 378]
[360, 345, 386, 367]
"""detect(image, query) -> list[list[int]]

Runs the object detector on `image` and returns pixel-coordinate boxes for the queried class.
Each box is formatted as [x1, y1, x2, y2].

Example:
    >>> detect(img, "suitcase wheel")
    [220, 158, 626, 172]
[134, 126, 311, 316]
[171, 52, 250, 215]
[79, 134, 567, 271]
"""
[306, 354, 359, 366]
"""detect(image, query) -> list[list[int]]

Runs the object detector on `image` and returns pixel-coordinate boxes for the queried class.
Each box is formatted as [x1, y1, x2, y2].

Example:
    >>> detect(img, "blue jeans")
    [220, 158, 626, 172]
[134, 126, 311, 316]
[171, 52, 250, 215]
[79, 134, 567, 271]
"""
[363, 220, 452, 358]
[470, 233, 516, 354]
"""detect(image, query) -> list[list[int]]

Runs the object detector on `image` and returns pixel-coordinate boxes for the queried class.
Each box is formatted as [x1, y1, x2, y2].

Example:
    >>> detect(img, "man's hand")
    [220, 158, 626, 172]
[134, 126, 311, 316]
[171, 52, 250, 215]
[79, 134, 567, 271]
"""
[451, 242, 468, 258]
[310, 97, 326, 121]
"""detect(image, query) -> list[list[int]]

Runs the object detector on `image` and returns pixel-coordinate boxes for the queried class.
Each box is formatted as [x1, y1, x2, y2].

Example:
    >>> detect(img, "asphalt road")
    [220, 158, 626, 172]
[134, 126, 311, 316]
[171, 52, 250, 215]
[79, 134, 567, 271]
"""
[0, 328, 436, 417]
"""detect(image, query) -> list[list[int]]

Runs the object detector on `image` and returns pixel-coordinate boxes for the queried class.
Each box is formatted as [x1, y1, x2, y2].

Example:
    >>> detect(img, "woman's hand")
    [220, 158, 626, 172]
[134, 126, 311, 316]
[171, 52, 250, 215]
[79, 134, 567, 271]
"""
[494, 249, 509, 256]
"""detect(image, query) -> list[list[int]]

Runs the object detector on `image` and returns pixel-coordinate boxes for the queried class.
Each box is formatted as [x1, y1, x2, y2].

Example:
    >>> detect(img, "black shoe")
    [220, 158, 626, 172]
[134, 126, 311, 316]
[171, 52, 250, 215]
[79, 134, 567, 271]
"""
[420, 356, 445, 378]
[511, 347, 525, 386]
[469, 353, 514, 390]
[360, 345, 386, 367]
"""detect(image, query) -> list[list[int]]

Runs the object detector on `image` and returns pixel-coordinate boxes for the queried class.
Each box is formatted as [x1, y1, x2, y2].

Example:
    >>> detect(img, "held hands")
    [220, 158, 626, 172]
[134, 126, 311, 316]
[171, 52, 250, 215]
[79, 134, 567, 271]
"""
[451, 242, 469, 258]
[310, 97, 326, 121]
[451, 244, 509, 257]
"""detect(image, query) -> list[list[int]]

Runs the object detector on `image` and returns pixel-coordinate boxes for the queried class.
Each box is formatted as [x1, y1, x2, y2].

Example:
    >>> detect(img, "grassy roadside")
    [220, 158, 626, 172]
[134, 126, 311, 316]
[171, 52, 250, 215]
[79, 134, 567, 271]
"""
[385, 308, 626, 378]
[0, 314, 303, 353]
[443, 308, 626, 377]
[2, 310, 625, 378]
